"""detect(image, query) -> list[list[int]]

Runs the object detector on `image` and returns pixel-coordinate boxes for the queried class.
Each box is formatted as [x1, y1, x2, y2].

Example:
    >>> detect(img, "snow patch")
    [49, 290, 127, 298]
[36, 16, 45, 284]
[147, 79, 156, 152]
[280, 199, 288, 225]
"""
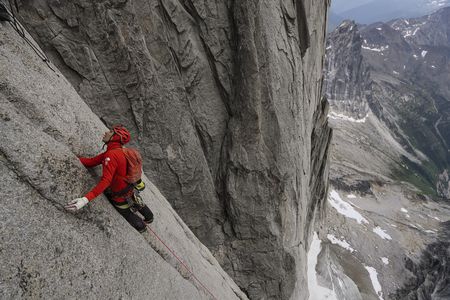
[376, 27, 382, 31]
[338, 278, 344, 289]
[426, 214, 442, 221]
[327, 234, 356, 252]
[338, 22, 346, 28]
[362, 45, 389, 52]
[402, 21, 426, 38]
[428, 0, 447, 7]
[401, 208, 408, 213]
[347, 194, 357, 199]
[307, 233, 339, 300]
[328, 190, 369, 224]
[328, 112, 369, 123]
[410, 223, 420, 230]
[421, 50, 428, 58]
[381, 257, 389, 265]
[373, 227, 392, 240]
[364, 265, 384, 300]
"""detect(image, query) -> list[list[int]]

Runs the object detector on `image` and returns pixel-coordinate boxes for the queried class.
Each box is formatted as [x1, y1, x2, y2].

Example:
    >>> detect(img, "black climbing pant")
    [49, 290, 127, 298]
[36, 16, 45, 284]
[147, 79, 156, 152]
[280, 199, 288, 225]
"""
[107, 197, 154, 233]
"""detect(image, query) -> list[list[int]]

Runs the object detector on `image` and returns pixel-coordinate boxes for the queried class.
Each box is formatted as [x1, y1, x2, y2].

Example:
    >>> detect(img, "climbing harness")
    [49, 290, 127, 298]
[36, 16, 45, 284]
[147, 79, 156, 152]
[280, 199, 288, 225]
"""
[0, 1, 57, 73]
[110, 179, 146, 212]
[111, 178, 145, 198]
[113, 201, 132, 210]
[127, 189, 146, 213]
[134, 179, 146, 191]
[146, 225, 218, 300]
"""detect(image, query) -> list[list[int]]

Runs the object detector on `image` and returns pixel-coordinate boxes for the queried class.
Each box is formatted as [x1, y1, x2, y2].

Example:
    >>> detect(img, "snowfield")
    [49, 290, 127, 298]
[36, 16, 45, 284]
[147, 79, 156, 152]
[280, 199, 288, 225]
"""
[327, 234, 356, 252]
[328, 189, 369, 224]
[364, 265, 384, 300]
[307, 233, 339, 300]
[373, 226, 392, 240]
[328, 112, 369, 123]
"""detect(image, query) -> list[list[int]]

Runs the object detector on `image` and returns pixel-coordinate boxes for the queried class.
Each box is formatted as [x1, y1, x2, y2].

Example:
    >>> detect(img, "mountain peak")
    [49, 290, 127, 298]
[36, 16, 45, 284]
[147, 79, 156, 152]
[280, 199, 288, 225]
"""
[335, 20, 359, 34]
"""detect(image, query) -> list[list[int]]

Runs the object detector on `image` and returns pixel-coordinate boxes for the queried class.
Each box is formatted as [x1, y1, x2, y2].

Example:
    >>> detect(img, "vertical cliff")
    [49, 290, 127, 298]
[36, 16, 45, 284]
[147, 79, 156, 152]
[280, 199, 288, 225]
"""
[9, 0, 332, 298]
[324, 20, 370, 119]
[0, 14, 247, 299]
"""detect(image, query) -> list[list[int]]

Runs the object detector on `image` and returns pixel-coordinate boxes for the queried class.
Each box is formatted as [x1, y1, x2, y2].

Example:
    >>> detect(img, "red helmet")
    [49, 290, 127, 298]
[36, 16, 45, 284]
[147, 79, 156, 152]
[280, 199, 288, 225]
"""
[112, 125, 131, 144]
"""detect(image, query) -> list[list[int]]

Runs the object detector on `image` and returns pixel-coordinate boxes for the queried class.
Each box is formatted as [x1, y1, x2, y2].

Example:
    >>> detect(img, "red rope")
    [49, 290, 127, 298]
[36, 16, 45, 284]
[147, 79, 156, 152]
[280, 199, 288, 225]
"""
[146, 225, 218, 300]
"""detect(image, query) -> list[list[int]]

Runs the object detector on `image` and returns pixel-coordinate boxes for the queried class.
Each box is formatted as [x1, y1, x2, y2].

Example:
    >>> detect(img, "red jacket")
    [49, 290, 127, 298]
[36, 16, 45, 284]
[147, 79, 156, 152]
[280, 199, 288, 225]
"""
[79, 141, 130, 202]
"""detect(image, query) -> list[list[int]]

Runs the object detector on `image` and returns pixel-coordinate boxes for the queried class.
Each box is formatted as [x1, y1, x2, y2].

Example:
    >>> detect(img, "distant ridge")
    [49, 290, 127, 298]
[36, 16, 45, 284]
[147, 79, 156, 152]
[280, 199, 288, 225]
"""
[331, 0, 450, 25]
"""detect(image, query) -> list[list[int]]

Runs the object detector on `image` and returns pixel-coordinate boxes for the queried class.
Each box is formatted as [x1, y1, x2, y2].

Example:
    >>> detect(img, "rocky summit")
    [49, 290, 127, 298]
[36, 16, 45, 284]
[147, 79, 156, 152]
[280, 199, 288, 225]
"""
[320, 7, 450, 300]
[0, 0, 332, 299]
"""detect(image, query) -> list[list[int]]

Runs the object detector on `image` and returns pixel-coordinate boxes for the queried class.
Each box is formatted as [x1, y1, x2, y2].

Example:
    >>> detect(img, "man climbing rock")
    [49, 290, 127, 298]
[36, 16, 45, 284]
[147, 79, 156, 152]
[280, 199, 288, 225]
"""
[65, 125, 154, 233]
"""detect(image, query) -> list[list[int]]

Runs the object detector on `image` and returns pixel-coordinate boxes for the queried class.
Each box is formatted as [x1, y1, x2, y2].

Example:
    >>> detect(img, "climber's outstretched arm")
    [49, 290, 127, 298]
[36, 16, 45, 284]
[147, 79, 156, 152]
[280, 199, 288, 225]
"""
[79, 153, 105, 168]
[65, 154, 117, 211]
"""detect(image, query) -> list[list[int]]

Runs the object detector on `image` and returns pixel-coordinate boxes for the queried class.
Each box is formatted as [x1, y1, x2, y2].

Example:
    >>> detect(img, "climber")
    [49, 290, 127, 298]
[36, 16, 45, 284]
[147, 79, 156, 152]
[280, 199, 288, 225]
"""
[65, 125, 154, 233]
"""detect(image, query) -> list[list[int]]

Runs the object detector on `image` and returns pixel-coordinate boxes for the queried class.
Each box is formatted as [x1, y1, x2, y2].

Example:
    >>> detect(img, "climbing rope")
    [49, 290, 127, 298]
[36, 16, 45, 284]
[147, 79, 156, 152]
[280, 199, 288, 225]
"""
[146, 225, 218, 300]
[1, 1, 57, 73]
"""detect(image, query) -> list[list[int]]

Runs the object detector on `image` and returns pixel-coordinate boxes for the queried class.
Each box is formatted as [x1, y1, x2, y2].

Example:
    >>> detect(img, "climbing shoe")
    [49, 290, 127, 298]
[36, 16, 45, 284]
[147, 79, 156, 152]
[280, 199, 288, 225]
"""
[143, 216, 153, 224]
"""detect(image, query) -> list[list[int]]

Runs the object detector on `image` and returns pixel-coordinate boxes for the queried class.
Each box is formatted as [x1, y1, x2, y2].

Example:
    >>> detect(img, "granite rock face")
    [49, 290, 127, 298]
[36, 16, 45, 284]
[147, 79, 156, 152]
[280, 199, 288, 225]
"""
[0, 16, 247, 300]
[324, 21, 370, 119]
[393, 221, 450, 300]
[437, 170, 450, 199]
[6, 0, 332, 299]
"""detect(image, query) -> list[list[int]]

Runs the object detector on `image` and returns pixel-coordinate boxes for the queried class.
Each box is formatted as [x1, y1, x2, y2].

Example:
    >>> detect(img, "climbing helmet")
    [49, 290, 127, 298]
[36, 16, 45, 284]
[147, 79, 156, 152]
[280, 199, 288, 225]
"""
[112, 125, 131, 144]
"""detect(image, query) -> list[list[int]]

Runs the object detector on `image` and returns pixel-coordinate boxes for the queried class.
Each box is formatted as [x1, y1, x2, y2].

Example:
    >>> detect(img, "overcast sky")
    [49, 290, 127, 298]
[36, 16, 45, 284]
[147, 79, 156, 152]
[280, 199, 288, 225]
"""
[331, 0, 374, 13]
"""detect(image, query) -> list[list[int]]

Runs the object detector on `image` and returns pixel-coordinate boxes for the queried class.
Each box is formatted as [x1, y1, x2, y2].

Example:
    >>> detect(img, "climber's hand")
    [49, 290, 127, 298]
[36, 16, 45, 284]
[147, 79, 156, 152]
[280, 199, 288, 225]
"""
[65, 197, 89, 212]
